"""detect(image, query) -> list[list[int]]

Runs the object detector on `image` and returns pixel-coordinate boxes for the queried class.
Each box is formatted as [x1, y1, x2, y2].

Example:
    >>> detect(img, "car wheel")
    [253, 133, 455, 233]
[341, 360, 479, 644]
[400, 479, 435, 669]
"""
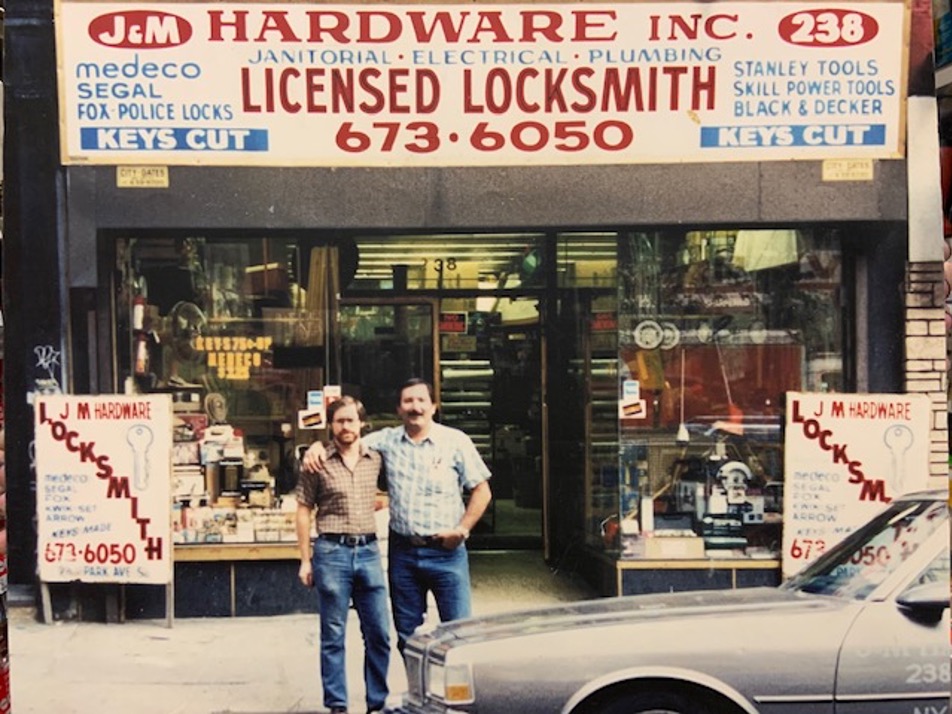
[594, 690, 710, 714]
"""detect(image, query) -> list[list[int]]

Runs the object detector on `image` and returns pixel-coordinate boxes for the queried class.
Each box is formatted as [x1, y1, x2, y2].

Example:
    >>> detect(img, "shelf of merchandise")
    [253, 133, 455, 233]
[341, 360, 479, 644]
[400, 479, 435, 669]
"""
[440, 358, 494, 461]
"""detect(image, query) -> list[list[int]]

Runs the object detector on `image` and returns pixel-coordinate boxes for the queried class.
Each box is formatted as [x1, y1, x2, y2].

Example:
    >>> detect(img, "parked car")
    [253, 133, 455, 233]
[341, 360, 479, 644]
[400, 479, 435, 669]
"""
[392, 489, 950, 714]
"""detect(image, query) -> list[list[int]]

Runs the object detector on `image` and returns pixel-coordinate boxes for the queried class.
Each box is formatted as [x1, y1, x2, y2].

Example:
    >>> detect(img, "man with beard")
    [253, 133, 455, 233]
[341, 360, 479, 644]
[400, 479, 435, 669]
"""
[303, 378, 492, 655]
[296, 396, 390, 714]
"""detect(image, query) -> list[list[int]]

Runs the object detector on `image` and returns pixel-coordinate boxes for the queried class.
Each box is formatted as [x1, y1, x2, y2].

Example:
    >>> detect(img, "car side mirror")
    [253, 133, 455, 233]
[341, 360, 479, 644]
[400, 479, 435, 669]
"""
[896, 582, 950, 625]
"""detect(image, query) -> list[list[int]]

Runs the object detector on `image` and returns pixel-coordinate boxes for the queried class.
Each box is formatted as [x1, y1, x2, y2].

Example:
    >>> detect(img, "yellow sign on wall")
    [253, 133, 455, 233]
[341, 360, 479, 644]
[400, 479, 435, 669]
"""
[116, 166, 169, 188]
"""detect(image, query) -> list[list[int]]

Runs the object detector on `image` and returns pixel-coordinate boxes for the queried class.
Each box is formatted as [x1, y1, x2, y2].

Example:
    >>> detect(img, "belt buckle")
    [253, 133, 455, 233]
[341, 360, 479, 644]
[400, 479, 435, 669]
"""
[409, 535, 428, 547]
[344, 535, 361, 547]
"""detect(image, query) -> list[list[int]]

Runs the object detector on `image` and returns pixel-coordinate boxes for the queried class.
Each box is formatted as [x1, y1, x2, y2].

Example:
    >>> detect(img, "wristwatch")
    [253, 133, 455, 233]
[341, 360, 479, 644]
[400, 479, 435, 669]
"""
[457, 526, 470, 541]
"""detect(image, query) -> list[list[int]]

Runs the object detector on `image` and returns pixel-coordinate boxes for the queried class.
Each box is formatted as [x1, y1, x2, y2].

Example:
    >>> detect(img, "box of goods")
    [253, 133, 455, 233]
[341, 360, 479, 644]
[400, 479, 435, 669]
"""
[210, 507, 239, 543]
[236, 510, 256, 542]
[252, 509, 297, 542]
[172, 411, 207, 441]
[241, 479, 273, 508]
[643, 534, 706, 559]
[243, 263, 288, 294]
[172, 468, 205, 499]
[172, 442, 202, 466]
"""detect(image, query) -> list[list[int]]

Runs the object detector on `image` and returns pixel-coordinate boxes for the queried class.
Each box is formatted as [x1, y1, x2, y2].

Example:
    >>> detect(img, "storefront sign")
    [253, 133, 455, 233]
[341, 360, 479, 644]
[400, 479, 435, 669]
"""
[55, 1, 907, 166]
[442, 333, 478, 352]
[821, 157, 874, 180]
[619, 378, 646, 419]
[781, 391, 930, 579]
[299, 389, 326, 428]
[35, 395, 173, 584]
[194, 334, 273, 380]
[439, 312, 467, 333]
[116, 165, 170, 187]
[591, 312, 617, 332]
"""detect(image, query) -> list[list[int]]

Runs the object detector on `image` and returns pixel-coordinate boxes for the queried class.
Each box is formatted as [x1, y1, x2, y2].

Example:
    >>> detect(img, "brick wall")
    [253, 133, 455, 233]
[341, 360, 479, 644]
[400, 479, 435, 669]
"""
[903, 261, 950, 484]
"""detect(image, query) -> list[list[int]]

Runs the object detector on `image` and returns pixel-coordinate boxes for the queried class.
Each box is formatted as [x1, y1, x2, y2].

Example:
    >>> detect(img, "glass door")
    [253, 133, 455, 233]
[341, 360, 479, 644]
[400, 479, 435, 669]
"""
[337, 299, 437, 427]
[439, 302, 544, 547]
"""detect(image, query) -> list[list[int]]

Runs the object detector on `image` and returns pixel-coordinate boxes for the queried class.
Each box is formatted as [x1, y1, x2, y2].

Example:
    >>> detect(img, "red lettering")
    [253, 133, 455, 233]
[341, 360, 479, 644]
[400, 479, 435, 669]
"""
[521, 11, 562, 42]
[648, 13, 738, 41]
[575, 11, 617, 42]
[791, 399, 805, 423]
[279, 67, 300, 113]
[240, 67, 261, 112]
[145, 537, 163, 560]
[516, 69, 540, 112]
[306, 11, 350, 43]
[95, 454, 112, 480]
[469, 12, 514, 43]
[208, 10, 249, 42]
[357, 11, 401, 43]
[255, 11, 299, 42]
[706, 14, 739, 40]
[216, 8, 618, 44]
[64, 429, 81, 453]
[830, 443, 849, 464]
[106, 475, 131, 499]
[406, 10, 468, 42]
[859, 479, 890, 503]
[358, 69, 385, 113]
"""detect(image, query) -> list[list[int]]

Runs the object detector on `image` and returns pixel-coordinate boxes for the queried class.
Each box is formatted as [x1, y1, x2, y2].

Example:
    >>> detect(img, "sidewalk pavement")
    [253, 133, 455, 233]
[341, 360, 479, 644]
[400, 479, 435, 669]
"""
[7, 551, 597, 714]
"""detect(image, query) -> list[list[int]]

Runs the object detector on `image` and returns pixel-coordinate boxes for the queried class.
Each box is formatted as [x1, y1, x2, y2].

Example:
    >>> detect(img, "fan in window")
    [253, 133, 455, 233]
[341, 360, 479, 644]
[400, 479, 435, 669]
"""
[169, 301, 207, 362]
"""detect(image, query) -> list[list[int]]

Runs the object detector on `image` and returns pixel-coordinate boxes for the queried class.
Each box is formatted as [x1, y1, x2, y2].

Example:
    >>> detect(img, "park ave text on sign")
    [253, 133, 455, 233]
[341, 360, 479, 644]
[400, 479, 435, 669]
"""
[56, 1, 908, 167]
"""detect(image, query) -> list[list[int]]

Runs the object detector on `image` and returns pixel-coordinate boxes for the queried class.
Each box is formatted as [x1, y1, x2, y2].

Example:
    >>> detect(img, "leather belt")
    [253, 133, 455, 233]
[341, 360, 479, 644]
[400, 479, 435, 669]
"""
[390, 530, 441, 548]
[318, 533, 377, 547]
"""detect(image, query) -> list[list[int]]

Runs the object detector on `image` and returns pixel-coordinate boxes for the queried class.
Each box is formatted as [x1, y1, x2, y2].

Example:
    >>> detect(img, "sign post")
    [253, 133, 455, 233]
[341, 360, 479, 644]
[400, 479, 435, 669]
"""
[35, 395, 173, 625]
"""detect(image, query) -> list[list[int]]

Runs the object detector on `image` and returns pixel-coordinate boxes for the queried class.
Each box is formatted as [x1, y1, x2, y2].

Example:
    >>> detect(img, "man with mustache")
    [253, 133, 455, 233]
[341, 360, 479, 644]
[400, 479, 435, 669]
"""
[303, 377, 492, 655]
[296, 396, 391, 714]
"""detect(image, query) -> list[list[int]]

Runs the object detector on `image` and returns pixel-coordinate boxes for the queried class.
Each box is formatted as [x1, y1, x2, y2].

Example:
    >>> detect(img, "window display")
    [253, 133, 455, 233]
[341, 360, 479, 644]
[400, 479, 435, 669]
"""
[604, 229, 845, 560]
[116, 236, 339, 546]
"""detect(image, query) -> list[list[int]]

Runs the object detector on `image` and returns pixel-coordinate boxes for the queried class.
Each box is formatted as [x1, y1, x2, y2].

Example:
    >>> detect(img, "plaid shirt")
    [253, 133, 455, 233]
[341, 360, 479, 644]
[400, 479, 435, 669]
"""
[365, 422, 491, 537]
[295, 441, 382, 535]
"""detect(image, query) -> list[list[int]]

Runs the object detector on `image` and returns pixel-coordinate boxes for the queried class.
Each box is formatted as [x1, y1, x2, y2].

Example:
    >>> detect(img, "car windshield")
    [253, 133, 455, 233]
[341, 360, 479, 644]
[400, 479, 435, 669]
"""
[782, 497, 948, 599]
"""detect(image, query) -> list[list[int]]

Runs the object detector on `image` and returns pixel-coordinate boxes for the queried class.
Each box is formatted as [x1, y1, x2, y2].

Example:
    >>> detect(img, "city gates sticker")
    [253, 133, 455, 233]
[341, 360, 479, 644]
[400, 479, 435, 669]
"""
[35, 395, 173, 584]
[54, 1, 908, 167]
[781, 391, 930, 579]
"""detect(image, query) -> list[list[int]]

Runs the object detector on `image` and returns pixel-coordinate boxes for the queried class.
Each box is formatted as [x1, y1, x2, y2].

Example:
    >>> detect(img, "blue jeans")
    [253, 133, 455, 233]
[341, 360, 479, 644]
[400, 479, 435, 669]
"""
[313, 538, 391, 711]
[388, 535, 472, 654]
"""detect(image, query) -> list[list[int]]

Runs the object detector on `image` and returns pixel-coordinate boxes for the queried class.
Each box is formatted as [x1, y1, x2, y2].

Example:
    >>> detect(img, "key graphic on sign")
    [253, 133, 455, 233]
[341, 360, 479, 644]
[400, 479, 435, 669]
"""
[126, 424, 154, 491]
[883, 424, 913, 496]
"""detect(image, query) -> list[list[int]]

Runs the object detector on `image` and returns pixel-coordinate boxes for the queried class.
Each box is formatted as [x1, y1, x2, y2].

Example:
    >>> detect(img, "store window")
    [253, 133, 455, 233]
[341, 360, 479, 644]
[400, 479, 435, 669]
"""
[116, 235, 339, 546]
[589, 228, 845, 561]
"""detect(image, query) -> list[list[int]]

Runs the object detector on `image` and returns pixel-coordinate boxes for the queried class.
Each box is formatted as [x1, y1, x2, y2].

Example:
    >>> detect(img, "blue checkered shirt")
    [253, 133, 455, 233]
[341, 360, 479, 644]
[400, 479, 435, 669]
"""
[364, 422, 491, 537]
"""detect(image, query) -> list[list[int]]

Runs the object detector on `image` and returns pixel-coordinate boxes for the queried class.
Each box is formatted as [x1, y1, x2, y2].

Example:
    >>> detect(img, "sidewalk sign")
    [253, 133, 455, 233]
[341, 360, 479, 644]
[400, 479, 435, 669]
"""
[35, 395, 174, 626]
[781, 391, 930, 579]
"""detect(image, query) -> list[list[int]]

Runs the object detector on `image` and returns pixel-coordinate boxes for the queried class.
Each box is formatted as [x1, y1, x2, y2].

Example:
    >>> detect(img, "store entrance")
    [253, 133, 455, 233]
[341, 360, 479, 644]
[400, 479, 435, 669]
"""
[338, 296, 544, 550]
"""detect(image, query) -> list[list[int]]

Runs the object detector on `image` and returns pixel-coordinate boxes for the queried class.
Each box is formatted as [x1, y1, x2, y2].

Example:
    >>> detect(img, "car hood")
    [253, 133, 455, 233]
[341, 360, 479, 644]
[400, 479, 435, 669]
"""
[414, 587, 850, 648]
